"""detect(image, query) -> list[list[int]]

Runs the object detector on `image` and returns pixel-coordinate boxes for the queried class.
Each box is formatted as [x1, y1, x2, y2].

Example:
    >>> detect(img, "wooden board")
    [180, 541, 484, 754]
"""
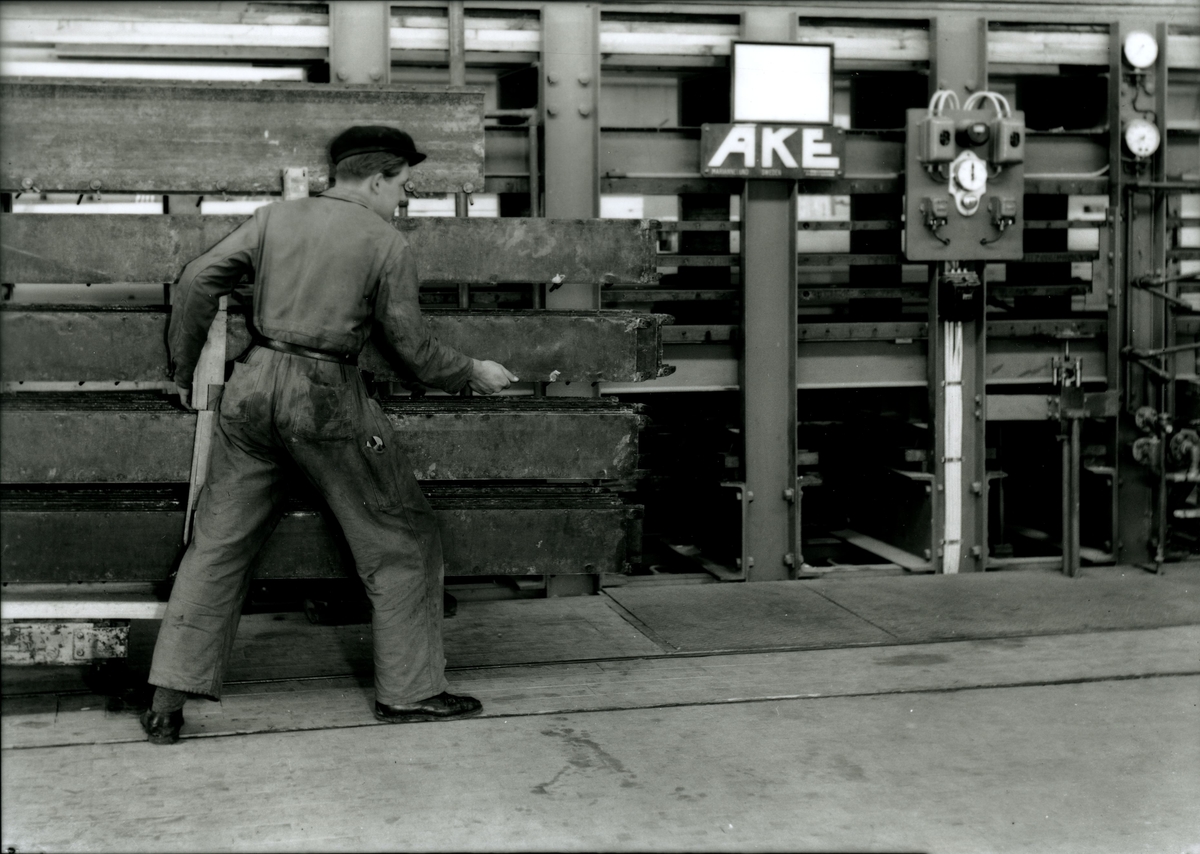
[0, 80, 483, 193]
[0, 489, 639, 581]
[0, 214, 658, 286]
[0, 305, 668, 385]
[0, 396, 643, 483]
[830, 529, 933, 573]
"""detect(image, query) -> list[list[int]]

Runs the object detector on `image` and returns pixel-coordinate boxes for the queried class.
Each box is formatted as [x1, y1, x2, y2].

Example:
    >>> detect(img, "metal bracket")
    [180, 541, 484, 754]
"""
[282, 167, 310, 201]
[1048, 389, 1119, 421]
[719, 481, 751, 580]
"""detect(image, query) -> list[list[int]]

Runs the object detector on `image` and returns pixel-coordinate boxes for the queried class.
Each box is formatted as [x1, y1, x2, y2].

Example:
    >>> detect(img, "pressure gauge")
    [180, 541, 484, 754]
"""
[1123, 31, 1158, 69]
[955, 155, 987, 192]
[1123, 118, 1161, 158]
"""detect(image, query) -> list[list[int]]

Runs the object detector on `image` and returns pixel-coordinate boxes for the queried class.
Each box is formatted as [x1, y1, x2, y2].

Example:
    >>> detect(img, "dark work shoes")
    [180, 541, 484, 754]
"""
[140, 709, 184, 745]
[373, 691, 483, 724]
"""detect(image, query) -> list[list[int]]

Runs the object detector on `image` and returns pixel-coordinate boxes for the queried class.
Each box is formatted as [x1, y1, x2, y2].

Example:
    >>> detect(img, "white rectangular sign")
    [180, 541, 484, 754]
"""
[732, 42, 833, 125]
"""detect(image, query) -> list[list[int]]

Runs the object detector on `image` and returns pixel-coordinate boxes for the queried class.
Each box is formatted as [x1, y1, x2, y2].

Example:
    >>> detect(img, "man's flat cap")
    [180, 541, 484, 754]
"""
[330, 126, 427, 167]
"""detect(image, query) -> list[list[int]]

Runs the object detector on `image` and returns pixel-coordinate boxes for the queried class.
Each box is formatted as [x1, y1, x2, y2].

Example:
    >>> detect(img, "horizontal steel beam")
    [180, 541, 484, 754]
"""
[0, 215, 658, 286]
[0, 395, 644, 483]
[606, 336, 1110, 392]
[8, 8, 1197, 70]
[601, 175, 1112, 196]
[0, 487, 639, 581]
[596, 128, 1110, 191]
[0, 306, 669, 384]
[0, 80, 483, 194]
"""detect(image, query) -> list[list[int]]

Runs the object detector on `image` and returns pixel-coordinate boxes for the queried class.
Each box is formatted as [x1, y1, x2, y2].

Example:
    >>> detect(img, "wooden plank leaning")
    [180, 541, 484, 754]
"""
[182, 296, 227, 544]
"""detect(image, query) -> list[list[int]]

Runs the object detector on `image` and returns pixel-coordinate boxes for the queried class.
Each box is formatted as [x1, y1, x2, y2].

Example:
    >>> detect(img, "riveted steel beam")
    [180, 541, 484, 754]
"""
[0, 395, 644, 484]
[0, 487, 640, 582]
[925, 13, 991, 574]
[0, 80, 482, 194]
[0, 306, 668, 385]
[328, 1, 390, 86]
[541, 2, 599, 222]
[0, 215, 657, 286]
[737, 7, 801, 581]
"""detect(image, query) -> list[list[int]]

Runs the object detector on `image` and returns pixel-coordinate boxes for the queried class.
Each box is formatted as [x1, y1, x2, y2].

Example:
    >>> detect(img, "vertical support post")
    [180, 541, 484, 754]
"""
[927, 14, 990, 573]
[928, 263, 986, 573]
[448, 1, 466, 87]
[1061, 417, 1082, 577]
[930, 15, 990, 106]
[741, 181, 799, 580]
[328, 2, 391, 85]
[1115, 20, 1169, 566]
[542, 2, 600, 399]
[449, 1, 470, 217]
[1105, 22, 1128, 565]
[528, 117, 541, 218]
[1153, 22, 1173, 566]
[737, 6, 801, 581]
[541, 1, 599, 224]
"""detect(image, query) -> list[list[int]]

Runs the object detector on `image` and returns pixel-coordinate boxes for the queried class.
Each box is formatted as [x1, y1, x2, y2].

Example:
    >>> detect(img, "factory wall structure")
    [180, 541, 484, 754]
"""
[0, 0, 1197, 634]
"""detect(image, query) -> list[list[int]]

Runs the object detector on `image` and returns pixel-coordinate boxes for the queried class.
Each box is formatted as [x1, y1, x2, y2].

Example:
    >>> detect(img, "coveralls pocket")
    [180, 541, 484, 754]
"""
[219, 357, 267, 424]
[356, 399, 416, 513]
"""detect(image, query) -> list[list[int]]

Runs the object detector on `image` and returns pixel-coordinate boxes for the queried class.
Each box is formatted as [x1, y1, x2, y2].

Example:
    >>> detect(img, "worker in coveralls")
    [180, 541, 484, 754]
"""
[140, 126, 518, 745]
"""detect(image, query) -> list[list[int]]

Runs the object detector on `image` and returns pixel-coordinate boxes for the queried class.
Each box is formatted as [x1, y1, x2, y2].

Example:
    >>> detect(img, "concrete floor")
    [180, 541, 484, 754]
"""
[3, 637, 1198, 852]
[3, 570, 1200, 852]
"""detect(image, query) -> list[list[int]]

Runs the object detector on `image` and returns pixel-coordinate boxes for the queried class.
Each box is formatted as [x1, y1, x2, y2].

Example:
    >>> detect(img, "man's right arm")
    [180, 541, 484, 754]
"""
[373, 240, 516, 394]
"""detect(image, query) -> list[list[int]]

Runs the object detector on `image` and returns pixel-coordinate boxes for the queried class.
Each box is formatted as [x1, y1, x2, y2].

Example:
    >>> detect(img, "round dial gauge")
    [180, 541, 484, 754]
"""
[1124, 119, 1161, 158]
[955, 156, 987, 192]
[1123, 31, 1158, 69]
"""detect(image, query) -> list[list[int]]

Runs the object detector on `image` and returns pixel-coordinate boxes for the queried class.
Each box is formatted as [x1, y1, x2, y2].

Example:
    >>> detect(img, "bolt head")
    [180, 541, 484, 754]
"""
[21, 178, 33, 189]
[546, 106, 558, 117]
[547, 73, 559, 84]
[578, 74, 591, 86]
[370, 68, 383, 81]
[578, 105, 592, 117]
[404, 181, 416, 192]
[462, 182, 475, 194]
[336, 68, 348, 81]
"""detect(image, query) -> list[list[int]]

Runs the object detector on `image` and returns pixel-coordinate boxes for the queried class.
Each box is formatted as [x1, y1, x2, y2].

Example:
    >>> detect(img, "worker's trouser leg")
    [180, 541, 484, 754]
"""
[286, 399, 449, 706]
[148, 415, 286, 700]
[149, 349, 448, 705]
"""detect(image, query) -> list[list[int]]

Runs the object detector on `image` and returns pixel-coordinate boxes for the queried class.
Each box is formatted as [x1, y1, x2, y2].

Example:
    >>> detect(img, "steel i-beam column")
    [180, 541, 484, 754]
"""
[927, 15, 990, 573]
[542, 2, 600, 404]
[542, 2, 600, 294]
[740, 8, 800, 581]
[329, 2, 391, 85]
[541, 2, 602, 592]
[741, 181, 799, 581]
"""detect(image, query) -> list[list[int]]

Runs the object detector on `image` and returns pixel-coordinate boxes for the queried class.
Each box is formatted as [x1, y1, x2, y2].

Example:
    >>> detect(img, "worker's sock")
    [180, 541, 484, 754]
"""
[150, 687, 188, 715]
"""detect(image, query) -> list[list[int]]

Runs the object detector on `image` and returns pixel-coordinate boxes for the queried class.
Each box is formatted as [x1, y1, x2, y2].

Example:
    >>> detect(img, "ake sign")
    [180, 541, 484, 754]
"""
[700, 123, 845, 179]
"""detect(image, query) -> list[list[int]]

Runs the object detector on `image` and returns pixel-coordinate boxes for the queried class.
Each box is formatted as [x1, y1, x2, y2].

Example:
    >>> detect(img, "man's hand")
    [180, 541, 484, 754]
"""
[176, 383, 194, 411]
[468, 359, 519, 395]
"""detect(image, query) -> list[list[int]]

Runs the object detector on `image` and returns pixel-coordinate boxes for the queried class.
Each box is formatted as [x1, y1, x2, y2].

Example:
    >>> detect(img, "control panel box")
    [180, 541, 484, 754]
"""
[904, 108, 1025, 262]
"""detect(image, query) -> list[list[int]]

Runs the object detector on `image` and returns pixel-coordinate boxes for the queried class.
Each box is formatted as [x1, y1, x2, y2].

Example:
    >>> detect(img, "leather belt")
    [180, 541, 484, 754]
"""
[252, 336, 357, 366]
